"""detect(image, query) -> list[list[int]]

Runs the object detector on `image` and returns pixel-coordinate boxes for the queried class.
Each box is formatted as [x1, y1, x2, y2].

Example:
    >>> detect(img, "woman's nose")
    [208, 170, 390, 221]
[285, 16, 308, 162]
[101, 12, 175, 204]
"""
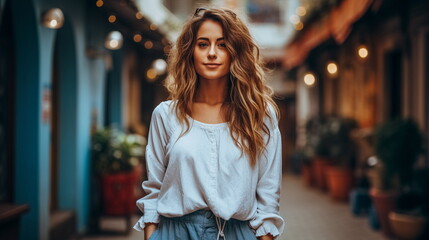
[208, 45, 217, 59]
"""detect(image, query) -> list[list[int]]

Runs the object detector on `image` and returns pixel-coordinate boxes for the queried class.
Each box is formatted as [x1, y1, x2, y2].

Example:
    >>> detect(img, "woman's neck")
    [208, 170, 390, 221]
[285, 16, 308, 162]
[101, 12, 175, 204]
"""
[195, 76, 228, 105]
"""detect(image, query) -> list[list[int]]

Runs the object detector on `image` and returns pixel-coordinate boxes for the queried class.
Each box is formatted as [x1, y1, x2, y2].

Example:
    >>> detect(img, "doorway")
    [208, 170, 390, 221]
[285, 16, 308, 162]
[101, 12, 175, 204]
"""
[104, 70, 113, 127]
[277, 97, 297, 173]
[384, 49, 402, 120]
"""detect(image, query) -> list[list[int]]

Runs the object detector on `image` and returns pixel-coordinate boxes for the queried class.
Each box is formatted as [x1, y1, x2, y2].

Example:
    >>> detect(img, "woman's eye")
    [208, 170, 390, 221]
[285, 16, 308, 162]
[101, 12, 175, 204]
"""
[198, 42, 208, 47]
[218, 43, 226, 47]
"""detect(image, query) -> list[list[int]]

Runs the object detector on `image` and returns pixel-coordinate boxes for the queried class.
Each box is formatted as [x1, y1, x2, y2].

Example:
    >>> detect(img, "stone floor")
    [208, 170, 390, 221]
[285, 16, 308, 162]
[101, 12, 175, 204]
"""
[80, 174, 386, 240]
[279, 174, 385, 240]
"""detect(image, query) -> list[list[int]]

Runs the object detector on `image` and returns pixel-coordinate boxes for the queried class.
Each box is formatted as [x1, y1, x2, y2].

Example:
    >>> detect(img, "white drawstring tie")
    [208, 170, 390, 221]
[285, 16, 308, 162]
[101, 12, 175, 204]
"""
[215, 216, 227, 240]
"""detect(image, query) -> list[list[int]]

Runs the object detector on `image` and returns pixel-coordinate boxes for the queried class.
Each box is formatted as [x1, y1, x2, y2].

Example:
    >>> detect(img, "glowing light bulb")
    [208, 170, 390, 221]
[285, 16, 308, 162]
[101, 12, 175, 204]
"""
[358, 46, 369, 59]
[105, 31, 123, 50]
[50, 19, 57, 27]
[296, 6, 306, 16]
[368, 156, 378, 166]
[42, 8, 64, 29]
[133, 34, 142, 43]
[294, 21, 304, 31]
[136, 12, 143, 19]
[304, 73, 316, 86]
[152, 59, 167, 75]
[109, 40, 118, 49]
[327, 62, 338, 74]
[96, 0, 104, 7]
[146, 68, 157, 81]
[289, 14, 300, 24]
[108, 15, 116, 23]
[150, 24, 158, 31]
[144, 40, 153, 49]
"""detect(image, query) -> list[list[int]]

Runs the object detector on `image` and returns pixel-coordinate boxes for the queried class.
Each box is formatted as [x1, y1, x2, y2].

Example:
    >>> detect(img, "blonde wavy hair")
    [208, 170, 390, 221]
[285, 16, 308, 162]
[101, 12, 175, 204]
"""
[165, 7, 279, 165]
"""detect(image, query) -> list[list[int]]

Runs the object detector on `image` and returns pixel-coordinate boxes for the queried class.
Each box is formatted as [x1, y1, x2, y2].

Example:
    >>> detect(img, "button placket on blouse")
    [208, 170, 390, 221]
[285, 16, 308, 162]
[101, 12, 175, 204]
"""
[206, 127, 218, 208]
[211, 129, 220, 214]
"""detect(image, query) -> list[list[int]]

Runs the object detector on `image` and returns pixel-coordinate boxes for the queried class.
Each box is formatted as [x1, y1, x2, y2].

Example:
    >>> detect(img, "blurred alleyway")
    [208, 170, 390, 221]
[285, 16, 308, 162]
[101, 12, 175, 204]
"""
[80, 174, 384, 240]
[2, 0, 429, 239]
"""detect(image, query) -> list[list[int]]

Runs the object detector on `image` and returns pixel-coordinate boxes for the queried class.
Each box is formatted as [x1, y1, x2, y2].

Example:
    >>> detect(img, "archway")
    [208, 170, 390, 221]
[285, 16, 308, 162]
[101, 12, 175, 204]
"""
[49, 14, 79, 239]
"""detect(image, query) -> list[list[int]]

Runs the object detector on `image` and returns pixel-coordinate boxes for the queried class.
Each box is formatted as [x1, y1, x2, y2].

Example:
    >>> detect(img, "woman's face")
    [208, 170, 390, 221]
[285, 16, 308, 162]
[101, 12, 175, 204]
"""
[193, 19, 231, 82]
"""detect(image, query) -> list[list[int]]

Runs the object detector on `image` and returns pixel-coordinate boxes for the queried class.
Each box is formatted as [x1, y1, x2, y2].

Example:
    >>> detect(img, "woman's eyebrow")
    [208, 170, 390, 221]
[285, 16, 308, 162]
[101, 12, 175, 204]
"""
[196, 37, 225, 41]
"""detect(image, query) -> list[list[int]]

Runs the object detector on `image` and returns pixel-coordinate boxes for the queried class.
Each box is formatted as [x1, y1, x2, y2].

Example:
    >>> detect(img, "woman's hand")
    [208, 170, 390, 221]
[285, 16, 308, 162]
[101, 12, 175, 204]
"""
[258, 234, 274, 240]
[144, 223, 158, 240]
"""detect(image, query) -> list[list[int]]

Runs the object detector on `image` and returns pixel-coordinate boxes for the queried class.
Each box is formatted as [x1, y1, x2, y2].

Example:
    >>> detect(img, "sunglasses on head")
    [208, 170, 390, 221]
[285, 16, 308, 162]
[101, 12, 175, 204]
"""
[194, 7, 207, 17]
[193, 7, 237, 18]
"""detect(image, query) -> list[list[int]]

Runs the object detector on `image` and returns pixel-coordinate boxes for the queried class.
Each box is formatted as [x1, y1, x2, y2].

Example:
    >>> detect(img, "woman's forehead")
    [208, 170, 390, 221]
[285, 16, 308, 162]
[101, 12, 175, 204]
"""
[196, 20, 224, 39]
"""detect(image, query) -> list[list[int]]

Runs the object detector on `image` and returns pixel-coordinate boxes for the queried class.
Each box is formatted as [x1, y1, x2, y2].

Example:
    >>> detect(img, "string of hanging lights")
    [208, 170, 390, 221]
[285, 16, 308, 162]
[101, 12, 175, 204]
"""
[95, 0, 169, 52]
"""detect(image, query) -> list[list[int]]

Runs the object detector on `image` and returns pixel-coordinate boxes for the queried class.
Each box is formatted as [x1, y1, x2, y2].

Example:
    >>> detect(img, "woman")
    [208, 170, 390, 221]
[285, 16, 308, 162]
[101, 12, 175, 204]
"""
[134, 7, 284, 240]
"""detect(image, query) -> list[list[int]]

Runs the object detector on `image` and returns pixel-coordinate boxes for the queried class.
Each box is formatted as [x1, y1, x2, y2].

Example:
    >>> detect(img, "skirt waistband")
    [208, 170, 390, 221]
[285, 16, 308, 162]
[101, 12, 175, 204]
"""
[160, 210, 246, 226]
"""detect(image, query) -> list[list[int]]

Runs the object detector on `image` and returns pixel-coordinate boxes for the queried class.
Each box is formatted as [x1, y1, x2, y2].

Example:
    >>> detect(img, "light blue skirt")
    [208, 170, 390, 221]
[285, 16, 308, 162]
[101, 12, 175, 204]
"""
[149, 210, 257, 240]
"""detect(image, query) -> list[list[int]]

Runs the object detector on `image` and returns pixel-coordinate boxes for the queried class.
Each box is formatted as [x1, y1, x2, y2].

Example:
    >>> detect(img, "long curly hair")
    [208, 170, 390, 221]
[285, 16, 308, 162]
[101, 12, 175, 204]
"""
[165, 7, 279, 165]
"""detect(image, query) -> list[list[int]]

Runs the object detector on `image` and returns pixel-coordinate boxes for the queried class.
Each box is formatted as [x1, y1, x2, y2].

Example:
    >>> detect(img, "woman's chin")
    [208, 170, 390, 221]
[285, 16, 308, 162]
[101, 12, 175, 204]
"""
[198, 73, 228, 81]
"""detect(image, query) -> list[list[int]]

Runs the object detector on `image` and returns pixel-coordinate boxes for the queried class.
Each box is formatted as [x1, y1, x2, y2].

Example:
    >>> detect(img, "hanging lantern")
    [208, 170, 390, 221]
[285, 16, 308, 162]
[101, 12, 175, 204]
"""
[41, 8, 64, 29]
[105, 31, 123, 50]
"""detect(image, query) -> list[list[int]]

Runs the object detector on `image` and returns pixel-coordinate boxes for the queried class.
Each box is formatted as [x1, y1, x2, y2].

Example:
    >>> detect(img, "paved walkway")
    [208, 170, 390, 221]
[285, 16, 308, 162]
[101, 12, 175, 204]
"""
[81, 174, 385, 240]
[280, 174, 384, 240]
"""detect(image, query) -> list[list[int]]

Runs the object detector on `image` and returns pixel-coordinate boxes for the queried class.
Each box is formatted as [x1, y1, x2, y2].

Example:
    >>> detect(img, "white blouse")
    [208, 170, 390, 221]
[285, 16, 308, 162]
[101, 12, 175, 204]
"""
[134, 100, 284, 237]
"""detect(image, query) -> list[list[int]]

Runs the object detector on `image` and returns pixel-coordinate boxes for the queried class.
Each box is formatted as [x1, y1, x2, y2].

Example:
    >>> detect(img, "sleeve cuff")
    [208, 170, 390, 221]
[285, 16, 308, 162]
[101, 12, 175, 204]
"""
[133, 210, 160, 231]
[254, 221, 281, 238]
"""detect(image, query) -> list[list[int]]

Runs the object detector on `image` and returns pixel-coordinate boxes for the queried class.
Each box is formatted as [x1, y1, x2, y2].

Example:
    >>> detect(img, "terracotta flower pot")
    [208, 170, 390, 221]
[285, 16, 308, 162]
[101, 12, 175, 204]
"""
[370, 188, 397, 237]
[326, 167, 354, 201]
[389, 212, 427, 240]
[312, 157, 331, 190]
[101, 170, 139, 215]
[301, 163, 314, 187]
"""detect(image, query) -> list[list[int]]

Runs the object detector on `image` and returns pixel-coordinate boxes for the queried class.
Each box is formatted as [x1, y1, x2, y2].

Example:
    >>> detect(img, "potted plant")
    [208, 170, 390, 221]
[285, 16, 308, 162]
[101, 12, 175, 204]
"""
[370, 118, 424, 238]
[305, 116, 358, 195]
[389, 169, 428, 240]
[304, 116, 332, 190]
[91, 128, 147, 216]
[297, 148, 314, 187]
[323, 117, 358, 201]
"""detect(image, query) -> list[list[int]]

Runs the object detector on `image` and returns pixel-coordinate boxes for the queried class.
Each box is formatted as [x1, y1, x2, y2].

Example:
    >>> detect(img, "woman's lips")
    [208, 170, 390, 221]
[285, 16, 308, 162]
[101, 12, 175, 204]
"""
[204, 63, 221, 68]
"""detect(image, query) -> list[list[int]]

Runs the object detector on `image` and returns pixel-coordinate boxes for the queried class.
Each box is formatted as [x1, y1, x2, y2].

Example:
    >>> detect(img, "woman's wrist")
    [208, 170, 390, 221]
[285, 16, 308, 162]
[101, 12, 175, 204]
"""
[144, 223, 158, 240]
[257, 234, 274, 240]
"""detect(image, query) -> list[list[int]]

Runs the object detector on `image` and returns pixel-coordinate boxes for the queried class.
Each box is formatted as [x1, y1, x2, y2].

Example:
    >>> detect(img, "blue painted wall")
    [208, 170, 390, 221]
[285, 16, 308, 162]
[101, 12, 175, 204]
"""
[7, 0, 124, 238]
[11, 0, 44, 238]
[55, 16, 78, 212]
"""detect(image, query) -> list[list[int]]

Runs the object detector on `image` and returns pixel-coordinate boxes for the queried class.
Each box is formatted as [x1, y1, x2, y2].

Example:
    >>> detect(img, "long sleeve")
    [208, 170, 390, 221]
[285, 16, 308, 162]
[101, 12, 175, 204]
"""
[249, 123, 285, 238]
[134, 103, 171, 231]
